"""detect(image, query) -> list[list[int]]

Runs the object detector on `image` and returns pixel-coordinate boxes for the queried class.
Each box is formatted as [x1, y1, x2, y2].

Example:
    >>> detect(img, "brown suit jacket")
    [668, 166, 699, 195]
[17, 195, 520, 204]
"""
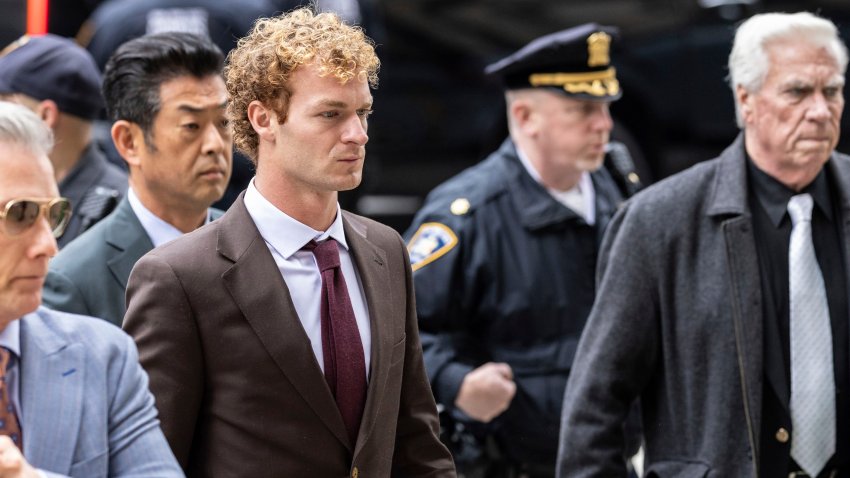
[123, 195, 455, 477]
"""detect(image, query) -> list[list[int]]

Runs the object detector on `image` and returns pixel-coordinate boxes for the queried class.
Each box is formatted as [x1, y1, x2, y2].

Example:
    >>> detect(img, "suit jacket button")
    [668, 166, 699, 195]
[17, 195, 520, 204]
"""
[351, 466, 359, 478]
[775, 427, 789, 443]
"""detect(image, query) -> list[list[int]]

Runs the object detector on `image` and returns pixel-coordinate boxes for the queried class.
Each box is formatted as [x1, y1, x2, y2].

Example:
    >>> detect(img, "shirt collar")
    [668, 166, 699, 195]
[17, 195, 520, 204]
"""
[515, 145, 596, 224]
[516, 145, 544, 184]
[746, 155, 833, 227]
[243, 179, 348, 259]
[0, 319, 21, 359]
[127, 188, 212, 247]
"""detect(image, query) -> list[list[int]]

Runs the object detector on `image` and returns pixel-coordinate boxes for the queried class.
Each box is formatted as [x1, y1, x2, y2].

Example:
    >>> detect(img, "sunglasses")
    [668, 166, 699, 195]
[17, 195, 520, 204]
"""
[0, 197, 72, 238]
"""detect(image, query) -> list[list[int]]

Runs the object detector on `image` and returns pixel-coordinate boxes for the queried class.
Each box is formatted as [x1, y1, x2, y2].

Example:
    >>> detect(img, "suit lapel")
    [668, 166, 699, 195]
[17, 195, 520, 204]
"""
[18, 311, 85, 474]
[104, 199, 154, 289]
[722, 215, 764, 450]
[342, 214, 392, 458]
[218, 197, 349, 448]
[709, 135, 764, 460]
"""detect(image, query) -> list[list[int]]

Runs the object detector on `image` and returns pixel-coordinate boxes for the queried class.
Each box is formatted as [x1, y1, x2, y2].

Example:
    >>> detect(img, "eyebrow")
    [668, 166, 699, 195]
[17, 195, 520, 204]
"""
[783, 75, 845, 87]
[311, 98, 374, 109]
[177, 101, 228, 114]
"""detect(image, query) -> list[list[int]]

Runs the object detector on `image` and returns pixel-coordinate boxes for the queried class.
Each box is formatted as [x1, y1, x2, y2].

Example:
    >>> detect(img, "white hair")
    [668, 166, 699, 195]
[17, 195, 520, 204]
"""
[0, 102, 53, 157]
[728, 12, 849, 127]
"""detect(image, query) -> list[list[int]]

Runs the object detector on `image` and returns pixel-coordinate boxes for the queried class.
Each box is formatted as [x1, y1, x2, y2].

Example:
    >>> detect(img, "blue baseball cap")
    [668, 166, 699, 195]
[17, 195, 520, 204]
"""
[0, 34, 104, 120]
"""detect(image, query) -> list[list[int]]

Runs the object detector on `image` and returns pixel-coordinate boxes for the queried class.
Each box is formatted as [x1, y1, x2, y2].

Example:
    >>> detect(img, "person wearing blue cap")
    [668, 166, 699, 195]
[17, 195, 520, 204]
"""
[0, 34, 127, 248]
[403, 24, 638, 476]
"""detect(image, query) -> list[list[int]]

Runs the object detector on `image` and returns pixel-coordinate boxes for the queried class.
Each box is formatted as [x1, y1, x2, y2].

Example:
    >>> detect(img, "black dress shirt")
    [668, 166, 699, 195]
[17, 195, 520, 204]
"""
[748, 158, 849, 477]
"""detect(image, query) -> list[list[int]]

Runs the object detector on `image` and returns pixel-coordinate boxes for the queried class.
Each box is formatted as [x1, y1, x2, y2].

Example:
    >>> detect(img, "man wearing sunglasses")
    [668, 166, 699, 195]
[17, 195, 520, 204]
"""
[42, 32, 232, 327]
[0, 34, 128, 248]
[0, 102, 182, 476]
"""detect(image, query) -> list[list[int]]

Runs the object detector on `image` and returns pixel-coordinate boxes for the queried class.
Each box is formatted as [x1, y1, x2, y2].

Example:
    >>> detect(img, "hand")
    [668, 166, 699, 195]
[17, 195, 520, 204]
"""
[454, 362, 516, 423]
[0, 436, 37, 478]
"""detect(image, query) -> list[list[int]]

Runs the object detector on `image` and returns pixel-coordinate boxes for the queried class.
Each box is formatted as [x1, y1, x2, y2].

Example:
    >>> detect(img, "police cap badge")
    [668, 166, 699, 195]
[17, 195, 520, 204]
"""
[484, 23, 621, 101]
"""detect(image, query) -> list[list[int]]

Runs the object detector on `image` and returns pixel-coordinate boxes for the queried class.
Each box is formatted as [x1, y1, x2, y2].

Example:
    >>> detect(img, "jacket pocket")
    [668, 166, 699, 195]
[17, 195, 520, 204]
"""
[68, 449, 108, 478]
[644, 460, 710, 478]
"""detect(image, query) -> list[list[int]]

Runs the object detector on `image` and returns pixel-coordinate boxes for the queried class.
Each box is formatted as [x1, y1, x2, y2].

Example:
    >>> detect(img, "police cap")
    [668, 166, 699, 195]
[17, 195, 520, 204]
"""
[484, 23, 621, 101]
[0, 34, 104, 120]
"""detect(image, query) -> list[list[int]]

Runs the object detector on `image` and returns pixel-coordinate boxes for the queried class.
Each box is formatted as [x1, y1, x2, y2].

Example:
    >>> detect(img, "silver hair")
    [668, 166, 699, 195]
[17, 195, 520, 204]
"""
[0, 102, 54, 156]
[728, 12, 849, 127]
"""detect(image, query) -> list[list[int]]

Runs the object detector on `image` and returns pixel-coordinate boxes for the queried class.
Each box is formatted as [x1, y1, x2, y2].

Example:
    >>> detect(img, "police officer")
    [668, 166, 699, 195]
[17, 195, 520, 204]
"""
[404, 24, 633, 476]
[0, 34, 127, 247]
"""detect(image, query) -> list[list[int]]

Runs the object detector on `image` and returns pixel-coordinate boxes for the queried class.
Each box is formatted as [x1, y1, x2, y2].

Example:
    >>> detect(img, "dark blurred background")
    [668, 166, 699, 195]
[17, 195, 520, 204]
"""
[3, 0, 850, 232]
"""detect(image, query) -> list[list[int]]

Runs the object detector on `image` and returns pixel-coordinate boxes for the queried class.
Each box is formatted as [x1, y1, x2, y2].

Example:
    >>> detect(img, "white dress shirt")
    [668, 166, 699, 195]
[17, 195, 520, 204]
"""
[516, 146, 597, 225]
[243, 180, 372, 379]
[127, 188, 212, 248]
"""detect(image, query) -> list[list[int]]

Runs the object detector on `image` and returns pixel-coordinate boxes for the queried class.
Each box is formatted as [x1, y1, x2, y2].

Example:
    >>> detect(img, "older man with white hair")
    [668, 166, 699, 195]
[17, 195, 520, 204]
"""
[558, 11, 849, 478]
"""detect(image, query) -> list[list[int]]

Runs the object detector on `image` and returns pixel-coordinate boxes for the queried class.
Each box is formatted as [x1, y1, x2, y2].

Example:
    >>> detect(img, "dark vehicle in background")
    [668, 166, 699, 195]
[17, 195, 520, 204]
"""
[3, 0, 850, 232]
[358, 0, 850, 231]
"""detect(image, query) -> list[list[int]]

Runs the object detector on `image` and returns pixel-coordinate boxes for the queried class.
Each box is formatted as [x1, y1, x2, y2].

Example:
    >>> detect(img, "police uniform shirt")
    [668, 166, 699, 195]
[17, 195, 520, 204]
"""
[515, 145, 596, 225]
[405, 139, 622, 466]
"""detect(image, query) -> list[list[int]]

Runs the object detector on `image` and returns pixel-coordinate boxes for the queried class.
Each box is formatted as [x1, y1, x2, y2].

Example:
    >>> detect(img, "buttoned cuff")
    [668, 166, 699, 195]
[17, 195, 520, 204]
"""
[434, 362, 474, 408]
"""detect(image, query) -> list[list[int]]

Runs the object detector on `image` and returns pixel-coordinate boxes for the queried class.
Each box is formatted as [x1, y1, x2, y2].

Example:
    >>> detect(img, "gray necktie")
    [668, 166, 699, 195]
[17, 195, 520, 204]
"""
[787, 193, 835, 477]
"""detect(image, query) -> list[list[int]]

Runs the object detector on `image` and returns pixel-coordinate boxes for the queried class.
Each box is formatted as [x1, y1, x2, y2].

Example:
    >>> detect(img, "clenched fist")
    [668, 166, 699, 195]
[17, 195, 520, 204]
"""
[455, 362, 516, 423]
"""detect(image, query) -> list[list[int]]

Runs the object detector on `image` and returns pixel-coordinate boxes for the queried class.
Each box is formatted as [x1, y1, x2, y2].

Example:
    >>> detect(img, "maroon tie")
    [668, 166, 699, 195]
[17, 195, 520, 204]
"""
[0, 348, 22, 450]
[303, 239, 367, 445]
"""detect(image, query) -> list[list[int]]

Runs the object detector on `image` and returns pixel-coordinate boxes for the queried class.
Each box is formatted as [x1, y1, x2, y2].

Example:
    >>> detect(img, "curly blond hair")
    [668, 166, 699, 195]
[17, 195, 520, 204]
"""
[224, 7, 380, 162]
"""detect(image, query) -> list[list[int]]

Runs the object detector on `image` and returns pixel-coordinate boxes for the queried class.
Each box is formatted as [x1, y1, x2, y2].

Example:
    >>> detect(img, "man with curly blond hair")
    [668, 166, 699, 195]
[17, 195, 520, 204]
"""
[123, 7, 457, 477]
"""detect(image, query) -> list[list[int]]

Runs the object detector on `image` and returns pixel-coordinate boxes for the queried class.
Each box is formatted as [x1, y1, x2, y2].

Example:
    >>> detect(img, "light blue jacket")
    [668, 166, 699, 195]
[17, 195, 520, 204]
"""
[21, 307, 182, 477]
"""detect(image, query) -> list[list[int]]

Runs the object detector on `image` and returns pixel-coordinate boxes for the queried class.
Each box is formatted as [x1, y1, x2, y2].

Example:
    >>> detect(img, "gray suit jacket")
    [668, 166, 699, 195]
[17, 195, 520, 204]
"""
[43, 198, 221, 326]
[123, 195, 455, 477]
[557, 135, 850, 477]
[21, 307, 182, 477]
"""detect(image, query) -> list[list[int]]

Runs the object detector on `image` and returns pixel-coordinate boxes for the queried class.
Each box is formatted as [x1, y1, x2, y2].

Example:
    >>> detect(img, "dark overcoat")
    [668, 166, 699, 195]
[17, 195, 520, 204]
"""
[558, 135, 850, 477]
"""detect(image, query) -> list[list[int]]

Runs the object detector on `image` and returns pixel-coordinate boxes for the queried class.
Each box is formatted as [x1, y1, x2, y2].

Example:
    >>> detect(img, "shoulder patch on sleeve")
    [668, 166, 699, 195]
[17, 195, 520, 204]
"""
[407, 222, 458, 271]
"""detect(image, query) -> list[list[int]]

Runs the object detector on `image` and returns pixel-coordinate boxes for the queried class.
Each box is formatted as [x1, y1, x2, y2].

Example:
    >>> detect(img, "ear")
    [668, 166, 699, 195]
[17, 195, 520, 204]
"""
[736, 85, 754, 124]
[111, 120, 145, 169]
[247, 100, 278, 144]
[35, 100, 60, 128]
[509, 98, 537, 136]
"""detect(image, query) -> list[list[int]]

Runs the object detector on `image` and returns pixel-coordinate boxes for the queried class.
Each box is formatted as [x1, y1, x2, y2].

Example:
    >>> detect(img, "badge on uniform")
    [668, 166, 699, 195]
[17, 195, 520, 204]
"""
[407, 222, 458, 271]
